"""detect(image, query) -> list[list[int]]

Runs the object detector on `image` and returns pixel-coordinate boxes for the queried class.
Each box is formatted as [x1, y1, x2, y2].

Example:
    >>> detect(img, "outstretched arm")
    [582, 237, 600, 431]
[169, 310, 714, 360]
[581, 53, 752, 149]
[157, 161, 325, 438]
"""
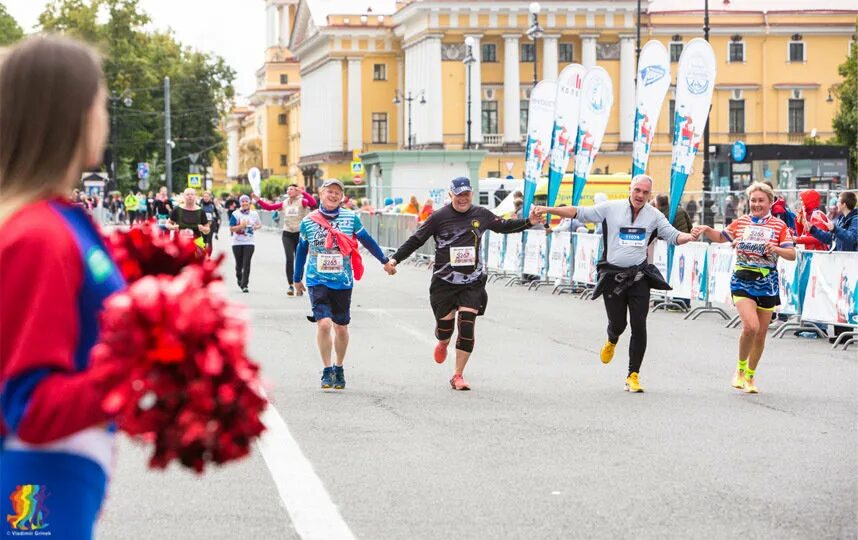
[253, 197, 283, 211]
[301, 191, 317, 208]
[486, 207, 542, 234]
[692, 225, 729, 244]
[355, 229, 388, 264]
[388, 215, 438, 266]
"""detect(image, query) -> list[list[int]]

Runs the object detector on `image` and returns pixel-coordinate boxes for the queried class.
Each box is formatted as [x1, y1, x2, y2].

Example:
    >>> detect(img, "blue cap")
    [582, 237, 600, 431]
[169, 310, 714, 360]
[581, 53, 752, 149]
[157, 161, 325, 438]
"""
[450, 177, 472, 195]
[239, 195, 251, 203]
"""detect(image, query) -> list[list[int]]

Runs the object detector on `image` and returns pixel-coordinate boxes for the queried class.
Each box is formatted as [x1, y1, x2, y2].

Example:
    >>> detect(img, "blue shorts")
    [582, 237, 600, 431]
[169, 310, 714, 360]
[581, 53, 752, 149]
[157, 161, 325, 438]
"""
[308, 285, 352, 326]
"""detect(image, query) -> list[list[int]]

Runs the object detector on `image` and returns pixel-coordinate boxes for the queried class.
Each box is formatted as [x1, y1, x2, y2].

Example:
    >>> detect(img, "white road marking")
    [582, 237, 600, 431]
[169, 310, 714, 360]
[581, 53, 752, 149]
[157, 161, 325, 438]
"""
[256, 391, 355, 540]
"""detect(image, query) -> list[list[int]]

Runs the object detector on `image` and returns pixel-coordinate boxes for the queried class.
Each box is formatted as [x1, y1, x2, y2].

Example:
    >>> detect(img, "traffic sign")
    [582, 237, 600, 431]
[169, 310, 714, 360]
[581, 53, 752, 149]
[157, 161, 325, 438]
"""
[187, 173, 202, 188]
[353, 175, 363, 185]
[138, 178, 150, 190]
[350, 161, 364, 175]
[137, 162, 150, 180]
[731, 141, 747, 162]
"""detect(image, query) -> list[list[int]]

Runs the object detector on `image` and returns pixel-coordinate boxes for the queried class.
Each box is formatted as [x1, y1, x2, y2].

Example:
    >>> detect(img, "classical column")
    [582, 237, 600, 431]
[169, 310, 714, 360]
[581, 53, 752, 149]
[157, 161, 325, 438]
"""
[347, 58, 363, 151]
[619, 35, 636, 145]
[503, 34, 521, 144]
[465, 34, 483, 146]
[425, 35, 444, 146]
[581, 33, 598, 68]
[542, 34, 559, 80]
[277, 3, 291, 47]
[226, 117, 240, 178]
[265, 2, 277, 49]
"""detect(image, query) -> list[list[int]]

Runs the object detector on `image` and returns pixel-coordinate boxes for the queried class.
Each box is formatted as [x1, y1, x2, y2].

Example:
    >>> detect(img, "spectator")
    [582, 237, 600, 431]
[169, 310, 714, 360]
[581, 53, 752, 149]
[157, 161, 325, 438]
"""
[685, 198, 699, 223]
[655, 194, 692, 233]
[513, 199, 523, 219]
[402, 195, 420, 215]
[724, 195, 737, 226]
[794, 189, 830, 251]
[418, 198, 434, 222]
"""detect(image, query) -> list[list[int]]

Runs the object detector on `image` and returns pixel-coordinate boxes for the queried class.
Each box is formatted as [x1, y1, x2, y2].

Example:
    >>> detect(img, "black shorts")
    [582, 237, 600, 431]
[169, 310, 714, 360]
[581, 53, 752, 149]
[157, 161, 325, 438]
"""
[429, 275, 488, 319]
[732, 288, 780, 310]
[308, 285, 353, 325]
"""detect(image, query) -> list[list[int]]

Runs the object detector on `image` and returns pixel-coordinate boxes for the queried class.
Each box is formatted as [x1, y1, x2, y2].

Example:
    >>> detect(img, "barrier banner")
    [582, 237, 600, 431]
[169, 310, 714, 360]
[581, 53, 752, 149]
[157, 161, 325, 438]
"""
[632, 41, 671, 177]
[776, 255, 800, 316]
[523, 229, 547, 276]
[486, 231, 505, 271]
[706, 243, 736, 306]
[571, 67, 614, 205]
[572, 233, 601, 285]
[801, 252, 858, 326]
[548, 232, 573, 279]
[522, 80, 557, 217]
[668, 242, 708, 301]
[547, 65, 586, 212]
[503, 232, 523, 273]
[651, 240, 668, 281]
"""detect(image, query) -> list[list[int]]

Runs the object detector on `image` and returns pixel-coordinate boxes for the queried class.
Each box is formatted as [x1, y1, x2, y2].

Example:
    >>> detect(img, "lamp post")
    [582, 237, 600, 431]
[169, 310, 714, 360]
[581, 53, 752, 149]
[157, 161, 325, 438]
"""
[702, 0, 713, 227]
[526, 2, 543, 87]
[109, 89, 133, 190]
[463, 36, 476, 150]
[393, 89, 426, 150]
[635, 0, 642, 79]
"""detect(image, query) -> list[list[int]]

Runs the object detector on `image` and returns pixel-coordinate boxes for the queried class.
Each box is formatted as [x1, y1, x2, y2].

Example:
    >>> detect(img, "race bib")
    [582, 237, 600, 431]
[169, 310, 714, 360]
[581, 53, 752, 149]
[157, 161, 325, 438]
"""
[737, 225, 775, 256]
[317, 253, 344, 273]
[205, 212, 213, 221]
[450, 246, 476, 266]
[157, 218, 168, 227]
[618, 227, 646, 247]
[180, 228, 194, 238]
[285, 206, 300, 216]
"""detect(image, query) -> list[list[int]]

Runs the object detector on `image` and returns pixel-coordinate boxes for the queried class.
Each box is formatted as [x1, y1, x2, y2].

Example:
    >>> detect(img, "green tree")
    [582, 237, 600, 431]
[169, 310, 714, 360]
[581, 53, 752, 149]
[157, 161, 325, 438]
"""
[833, 39, 857, 186]
[38, 0, 235, 193]
[0, 3, 25, 45]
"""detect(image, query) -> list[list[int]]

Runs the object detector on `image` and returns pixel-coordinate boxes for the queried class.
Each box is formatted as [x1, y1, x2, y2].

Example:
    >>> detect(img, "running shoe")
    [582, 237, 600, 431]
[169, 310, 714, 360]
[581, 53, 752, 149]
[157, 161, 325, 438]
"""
[743, 376, 758, 394]
[731, 370, 745, 389]
[600, 340, 616, 364]
[242, 287, 249, 293]
[287, 285, 295, 296]
[433, 342, 448, 364]
[333, 366, 345, 390]
[625, 372, 644, 393]
[321, 367, 334, 389]
[449, 374, 470, 391]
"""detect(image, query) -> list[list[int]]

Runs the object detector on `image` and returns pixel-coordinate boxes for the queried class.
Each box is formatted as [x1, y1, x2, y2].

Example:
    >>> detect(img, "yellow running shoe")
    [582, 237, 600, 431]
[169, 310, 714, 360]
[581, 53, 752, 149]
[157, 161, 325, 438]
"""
[731, 370, 745, 389]
[743, 376, 759, 394]
[625, 372, 644, 393]
[600, 340, 616, 364]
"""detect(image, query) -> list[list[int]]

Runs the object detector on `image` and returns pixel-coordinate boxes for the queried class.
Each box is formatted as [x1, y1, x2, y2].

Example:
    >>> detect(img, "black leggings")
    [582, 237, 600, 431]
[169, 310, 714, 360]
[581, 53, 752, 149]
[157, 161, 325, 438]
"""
[602, 279, 651, 375]
[281, 231, 300, 285]
[232, 245, 255, 288]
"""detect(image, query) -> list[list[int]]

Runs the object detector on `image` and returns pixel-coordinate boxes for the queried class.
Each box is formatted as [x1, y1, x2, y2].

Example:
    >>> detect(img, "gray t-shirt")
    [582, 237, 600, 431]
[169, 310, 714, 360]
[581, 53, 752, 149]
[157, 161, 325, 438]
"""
[576, 200, 682, 268]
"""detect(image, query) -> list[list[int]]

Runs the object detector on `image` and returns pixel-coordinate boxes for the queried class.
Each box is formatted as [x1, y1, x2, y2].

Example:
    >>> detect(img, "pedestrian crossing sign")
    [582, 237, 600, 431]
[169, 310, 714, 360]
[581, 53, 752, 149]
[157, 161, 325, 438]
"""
[187, 173, 202, 188]
[350, 161, 363, 175]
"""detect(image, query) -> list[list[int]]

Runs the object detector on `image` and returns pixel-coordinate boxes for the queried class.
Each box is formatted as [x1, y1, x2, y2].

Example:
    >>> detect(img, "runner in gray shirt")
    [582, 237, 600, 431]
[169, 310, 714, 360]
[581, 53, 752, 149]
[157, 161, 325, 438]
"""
[535, 175, 698, 392]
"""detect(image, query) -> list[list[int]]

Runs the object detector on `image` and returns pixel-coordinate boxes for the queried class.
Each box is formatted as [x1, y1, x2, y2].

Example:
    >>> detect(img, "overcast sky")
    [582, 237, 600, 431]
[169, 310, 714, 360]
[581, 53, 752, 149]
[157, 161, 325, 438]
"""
[4, 0, 266, 98]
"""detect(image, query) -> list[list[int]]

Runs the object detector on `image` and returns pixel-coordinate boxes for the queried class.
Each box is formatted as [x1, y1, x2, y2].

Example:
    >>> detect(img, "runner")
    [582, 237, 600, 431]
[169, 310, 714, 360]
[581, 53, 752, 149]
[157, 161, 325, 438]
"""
[152, 186, 173, 231]
[384, 177, 542, 391]
[693, 182, 796, 394]
[229, 195, 262, 292]
[167, 188, 210, 252]
[124, 191, 138, 224]
[534, 174, 697, 393]
[253, 184, 317, 296]
[0, 35, 129, 539]
[200, 191, 218, 255]
[293, 179, 389, 390]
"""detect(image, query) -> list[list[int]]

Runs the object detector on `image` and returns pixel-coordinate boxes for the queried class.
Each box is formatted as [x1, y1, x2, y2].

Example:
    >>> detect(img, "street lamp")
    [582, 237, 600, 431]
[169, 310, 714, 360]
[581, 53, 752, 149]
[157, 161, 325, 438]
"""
[463, 36, 477, 150]
[525, 2, 543, 87]
[702, 0, 713, 227]
[109, 89, 133, 189]
[393, 89, 426, 150]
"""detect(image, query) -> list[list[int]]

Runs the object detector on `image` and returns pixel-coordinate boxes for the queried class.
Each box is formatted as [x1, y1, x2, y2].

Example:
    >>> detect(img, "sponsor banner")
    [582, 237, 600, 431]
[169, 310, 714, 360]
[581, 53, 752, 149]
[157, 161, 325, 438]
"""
[523, 229, 548, 276]
[706, 243, 736, 306]
[486, 231, 505, 271]
[571, 67, 614, 206]
[776, 254, 801, 316]
[668, 242, 708, 301]
[802, 252, 858, 326]
[572, 233, 601, 285]
[548, 232, 573, 279]
[632, 41, 671, 177]
[547, 65, 586, 210]
[522, 80, 557, 217]
[652, 239, 669, 281]
[503, 232, 523, 273]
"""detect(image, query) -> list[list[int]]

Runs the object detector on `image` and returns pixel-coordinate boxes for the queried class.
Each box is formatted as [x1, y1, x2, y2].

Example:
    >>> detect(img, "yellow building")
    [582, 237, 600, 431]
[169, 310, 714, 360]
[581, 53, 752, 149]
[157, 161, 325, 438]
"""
[281, 0, 854, 195]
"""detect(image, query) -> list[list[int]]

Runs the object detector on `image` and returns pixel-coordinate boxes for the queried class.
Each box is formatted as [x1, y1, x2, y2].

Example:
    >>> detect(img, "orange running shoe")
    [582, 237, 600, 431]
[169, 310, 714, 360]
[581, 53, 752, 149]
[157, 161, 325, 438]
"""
[449, 374, 470, 391]
[433, 342, 448, 364]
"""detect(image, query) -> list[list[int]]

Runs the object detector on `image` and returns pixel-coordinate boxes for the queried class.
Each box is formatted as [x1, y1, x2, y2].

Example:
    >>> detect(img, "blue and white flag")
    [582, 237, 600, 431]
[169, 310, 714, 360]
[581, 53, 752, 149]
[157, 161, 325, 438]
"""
[522, 80, 557, 218]
[546, 65, 586, 212]
[571, 67, 613, 206]
[632, 41, 671, 177]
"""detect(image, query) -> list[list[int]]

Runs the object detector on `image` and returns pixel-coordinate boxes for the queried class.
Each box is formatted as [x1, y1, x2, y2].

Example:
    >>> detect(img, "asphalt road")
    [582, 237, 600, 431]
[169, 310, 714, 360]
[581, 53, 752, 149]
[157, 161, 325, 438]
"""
[97, 228, 857, 540]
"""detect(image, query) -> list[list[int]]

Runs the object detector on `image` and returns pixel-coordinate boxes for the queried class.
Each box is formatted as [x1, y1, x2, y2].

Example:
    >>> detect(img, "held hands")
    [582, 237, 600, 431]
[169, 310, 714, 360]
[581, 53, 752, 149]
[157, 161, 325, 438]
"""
[690, 225, 708, 240]
[532, 205, 548, 217]
[294, 281, 305, 295]
[383, 259, 397, 276]
[528, 207, 545, 225]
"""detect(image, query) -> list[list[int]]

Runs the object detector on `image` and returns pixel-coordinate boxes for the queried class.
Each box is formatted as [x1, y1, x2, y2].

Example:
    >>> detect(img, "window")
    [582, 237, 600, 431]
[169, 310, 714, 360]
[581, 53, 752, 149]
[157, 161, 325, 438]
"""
[372, 112, 388, 143]
[482, 43, 497, 62]
[670, 42, 683, 63]
[559, 43, 574, 63]
[373, 64, 387, 81]
[280, 74, 288, 84]
[668, 99, 676, 139]
[728, 42, 744, 63]
[520, 99, 529, 135]
[729, 100, 745, 134]
[789, 41, 805, 63]
[788, 99, 804, 133]
[481, 100, 498, 134]
[277, 113, 287, 125]
[521, 43, 535, 62]
[279, 154, 288, 167]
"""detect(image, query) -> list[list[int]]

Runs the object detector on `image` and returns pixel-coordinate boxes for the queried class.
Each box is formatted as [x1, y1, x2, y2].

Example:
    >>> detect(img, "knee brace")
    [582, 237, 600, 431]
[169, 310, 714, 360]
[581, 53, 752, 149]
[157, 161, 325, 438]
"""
[455, 311, 477, 353]
[435, 318, 454, 342]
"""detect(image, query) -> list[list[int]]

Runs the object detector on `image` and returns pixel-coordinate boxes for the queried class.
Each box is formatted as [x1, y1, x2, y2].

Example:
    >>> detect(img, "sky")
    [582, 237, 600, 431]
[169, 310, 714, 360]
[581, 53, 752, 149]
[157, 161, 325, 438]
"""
[4, 0, 267, 98]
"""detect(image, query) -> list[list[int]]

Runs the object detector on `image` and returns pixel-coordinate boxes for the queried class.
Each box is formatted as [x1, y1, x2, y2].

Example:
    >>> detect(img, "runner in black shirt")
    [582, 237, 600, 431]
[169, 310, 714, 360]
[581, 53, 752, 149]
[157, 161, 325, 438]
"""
[385, 177, 542, 390]
[167, 188, 210, 242]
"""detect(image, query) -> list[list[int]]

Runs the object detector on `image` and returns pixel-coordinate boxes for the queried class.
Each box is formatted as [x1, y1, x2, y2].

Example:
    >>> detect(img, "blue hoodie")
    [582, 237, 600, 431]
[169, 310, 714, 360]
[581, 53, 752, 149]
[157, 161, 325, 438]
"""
[810, 208, 858, 252]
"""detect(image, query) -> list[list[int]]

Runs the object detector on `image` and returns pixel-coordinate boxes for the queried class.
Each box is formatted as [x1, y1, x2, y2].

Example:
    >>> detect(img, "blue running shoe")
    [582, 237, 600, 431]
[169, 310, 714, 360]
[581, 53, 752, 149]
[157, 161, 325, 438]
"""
[333, 365, 345, 390]
[321, 367, 334, 389]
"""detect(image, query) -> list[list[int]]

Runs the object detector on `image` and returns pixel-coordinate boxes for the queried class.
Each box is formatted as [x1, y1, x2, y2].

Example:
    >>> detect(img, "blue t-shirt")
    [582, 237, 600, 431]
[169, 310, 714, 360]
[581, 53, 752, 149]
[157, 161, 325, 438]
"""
[299, 209, 363, 290]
